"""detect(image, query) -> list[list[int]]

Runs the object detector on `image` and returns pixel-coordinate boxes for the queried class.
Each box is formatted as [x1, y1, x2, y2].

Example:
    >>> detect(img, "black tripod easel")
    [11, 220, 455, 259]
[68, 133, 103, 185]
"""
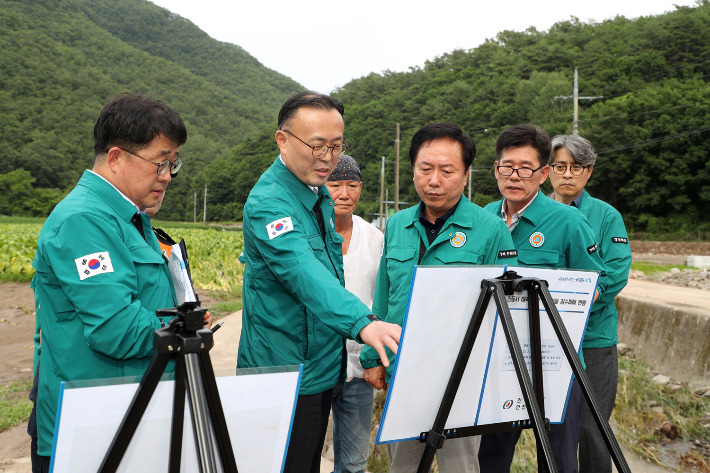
[416, 271, 630, 473]
[98, 301, 238, 473]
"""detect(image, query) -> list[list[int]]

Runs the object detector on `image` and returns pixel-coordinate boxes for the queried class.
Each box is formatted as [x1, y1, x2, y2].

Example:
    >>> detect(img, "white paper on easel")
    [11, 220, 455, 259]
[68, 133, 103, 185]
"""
[376, 265, 505, 444]
[377, 266, 597, 444]
[51, 366, 301, 473]
[474, 267, 597, 426]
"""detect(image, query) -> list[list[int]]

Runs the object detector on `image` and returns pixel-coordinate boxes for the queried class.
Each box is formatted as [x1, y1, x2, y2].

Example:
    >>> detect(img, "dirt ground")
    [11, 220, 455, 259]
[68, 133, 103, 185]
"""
[631, 240, 710, 256]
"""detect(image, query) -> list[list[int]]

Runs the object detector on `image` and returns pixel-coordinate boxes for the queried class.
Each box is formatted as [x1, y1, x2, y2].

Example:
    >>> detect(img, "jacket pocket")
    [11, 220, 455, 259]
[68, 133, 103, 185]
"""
[50, 292, 75, 321]
[517, 248, 560, 267]
[433, 249, 483, 265]
[129, 246, 165, 290]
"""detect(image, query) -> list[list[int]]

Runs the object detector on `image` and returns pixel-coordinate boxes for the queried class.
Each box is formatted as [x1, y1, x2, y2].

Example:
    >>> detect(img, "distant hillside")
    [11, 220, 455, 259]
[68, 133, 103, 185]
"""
[330, 3, 710, 233]
[206, 2, 710, 232]
[75, 0, 299, 112]
[0, 0, 302, 220]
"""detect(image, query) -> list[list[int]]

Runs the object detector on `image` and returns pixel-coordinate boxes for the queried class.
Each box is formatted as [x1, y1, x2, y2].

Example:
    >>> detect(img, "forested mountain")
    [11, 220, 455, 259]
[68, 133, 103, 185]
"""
[0, 0, 302, 219]
[208, 2, 710, 232]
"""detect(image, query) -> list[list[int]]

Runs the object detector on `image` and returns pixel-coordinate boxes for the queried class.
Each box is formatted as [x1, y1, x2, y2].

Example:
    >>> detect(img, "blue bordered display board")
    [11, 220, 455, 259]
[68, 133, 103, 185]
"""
[50, 365, 302, 473]
[377, 266, 598, 444]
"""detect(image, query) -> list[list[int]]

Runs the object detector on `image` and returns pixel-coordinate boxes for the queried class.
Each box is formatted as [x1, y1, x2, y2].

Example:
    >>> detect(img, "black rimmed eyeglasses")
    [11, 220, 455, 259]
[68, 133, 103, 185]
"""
[282, 130, 348, 159]
[496, 163, 543, 179]
[118, 148, 183, 176]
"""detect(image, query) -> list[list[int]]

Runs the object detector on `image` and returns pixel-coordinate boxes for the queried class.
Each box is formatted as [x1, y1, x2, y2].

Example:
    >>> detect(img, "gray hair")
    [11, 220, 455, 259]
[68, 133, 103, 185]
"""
[550, 135, 597, 167]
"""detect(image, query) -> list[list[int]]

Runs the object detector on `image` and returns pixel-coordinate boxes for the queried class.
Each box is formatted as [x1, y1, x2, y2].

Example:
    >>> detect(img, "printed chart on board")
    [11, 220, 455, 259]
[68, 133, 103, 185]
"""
[377, 266, 598, 444]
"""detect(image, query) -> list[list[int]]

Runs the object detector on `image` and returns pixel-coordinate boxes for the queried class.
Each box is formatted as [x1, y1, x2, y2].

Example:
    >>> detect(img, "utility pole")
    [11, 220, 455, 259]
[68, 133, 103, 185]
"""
[573, 68, 579, 135]
[394, 123, 400, 212]
[203, 185, 208, 225]
[553, 67, 603, 134]
[379, 156, 385, 231]
[193, 190, 197, 223]
[385, 189, 389, 229]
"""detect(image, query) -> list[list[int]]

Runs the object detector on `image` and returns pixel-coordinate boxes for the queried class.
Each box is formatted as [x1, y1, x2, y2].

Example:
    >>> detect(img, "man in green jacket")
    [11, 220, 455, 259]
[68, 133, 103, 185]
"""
[478, 125, 607, 473]
[549, 134, 631, 473]
[238, 91, 401, 473]
[360, 122, 518, 473]
[30, 94, 210, 470]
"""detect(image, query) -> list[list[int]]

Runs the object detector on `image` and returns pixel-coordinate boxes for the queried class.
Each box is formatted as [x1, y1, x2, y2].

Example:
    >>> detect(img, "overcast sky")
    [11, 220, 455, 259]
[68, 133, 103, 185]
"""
[150, 0, 695, 94]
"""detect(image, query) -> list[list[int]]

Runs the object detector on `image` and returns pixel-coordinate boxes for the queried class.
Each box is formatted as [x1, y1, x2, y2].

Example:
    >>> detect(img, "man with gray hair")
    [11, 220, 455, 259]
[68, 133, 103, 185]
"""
[548, 134, 632, 473]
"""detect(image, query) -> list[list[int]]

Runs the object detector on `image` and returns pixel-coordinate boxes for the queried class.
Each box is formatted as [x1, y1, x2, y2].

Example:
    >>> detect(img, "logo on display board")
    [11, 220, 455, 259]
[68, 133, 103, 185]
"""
[503, 400, 513, 409]
[529, 232, 545, 248]
[450, 232, 467, 248]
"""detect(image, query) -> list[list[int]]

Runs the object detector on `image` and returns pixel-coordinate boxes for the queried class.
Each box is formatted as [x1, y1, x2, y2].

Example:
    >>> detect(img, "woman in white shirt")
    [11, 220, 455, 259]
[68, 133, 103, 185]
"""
[325, 155, 384, 473]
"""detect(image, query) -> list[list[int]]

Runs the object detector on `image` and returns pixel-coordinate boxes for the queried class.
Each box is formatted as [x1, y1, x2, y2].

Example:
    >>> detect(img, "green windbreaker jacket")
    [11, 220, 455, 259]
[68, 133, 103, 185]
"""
[238, 157, 374, 395]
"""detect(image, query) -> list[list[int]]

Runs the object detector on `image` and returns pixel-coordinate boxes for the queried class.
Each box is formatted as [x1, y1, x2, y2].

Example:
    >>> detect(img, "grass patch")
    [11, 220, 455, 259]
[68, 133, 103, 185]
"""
[630, 262, 693, 274]
[613, 356, 710, 465]
[152, 220, 242, 232]
[0, 272, 34, 283]
[0, 216, 46, 224]
[0, 378, 33, 432]
[209, 299, 242, 318]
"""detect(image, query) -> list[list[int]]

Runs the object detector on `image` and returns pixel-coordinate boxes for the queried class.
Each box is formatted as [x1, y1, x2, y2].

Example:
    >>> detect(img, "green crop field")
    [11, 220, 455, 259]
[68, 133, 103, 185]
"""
[0, 223, 244, 294]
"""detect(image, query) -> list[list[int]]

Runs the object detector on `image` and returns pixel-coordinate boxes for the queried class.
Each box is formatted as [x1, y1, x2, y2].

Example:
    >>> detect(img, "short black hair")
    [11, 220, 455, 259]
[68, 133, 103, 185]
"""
[495, 125, 551, 166]
[277, 91, 345, 130]
[409, 122, 476, 169]
[93, 93, 187, 159]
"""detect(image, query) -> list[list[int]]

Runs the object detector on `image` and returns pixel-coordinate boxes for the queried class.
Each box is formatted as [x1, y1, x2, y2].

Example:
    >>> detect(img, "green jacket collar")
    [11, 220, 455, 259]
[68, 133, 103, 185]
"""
[407, 195, 476, 230]
[576, 189, 592, 211]
[515, 190, 549, 227]
[77, 170, 139, 222]
[271, 156, 325, 209]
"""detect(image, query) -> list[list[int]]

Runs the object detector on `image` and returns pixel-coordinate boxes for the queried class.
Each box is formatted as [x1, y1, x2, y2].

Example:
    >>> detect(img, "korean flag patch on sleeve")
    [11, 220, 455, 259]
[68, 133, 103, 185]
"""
[267, 217, 294, 239]
[75, 252, 114, 280]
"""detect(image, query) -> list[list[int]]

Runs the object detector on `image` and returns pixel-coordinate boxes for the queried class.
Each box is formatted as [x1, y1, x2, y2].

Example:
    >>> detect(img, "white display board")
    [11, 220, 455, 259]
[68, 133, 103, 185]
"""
[51, 366, 302, 473]
[377, 266, 598, 444]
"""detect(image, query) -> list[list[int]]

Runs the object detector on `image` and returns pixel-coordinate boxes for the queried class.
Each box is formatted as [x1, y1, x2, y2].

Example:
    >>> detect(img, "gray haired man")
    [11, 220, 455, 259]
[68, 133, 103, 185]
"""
[548, 134, 631, 473]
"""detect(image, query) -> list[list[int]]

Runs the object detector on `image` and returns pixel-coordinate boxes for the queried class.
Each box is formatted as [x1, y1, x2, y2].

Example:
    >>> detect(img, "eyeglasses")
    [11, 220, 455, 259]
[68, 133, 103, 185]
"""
[550, 163, 587, 176]
[496, 163, 542, 179]
[282, 130, 348, 159]
[118, 148, 183, 176]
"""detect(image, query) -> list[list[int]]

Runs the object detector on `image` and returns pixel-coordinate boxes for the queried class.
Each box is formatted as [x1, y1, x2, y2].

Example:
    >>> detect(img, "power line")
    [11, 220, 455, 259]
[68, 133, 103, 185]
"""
[596, 125, 710, 154]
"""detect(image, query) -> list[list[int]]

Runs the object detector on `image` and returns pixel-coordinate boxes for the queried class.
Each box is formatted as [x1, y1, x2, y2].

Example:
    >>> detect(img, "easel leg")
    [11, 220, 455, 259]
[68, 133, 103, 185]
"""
[198, 349, 239, 473]
[416, 287, 493, 473]
[185, 353, 218, 473]
[169, 354, 186, 473]
[527, 285, 549, 473]
[537, 283, 631, 473]
[491, 282, 558, 473]
[98, 352, 172, 473]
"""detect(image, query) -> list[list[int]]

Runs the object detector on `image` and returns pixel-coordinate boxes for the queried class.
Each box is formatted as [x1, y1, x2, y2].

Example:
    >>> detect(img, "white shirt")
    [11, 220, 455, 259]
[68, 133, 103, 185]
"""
[501, 192, 537, 231]
[342, 215, 384, 381]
